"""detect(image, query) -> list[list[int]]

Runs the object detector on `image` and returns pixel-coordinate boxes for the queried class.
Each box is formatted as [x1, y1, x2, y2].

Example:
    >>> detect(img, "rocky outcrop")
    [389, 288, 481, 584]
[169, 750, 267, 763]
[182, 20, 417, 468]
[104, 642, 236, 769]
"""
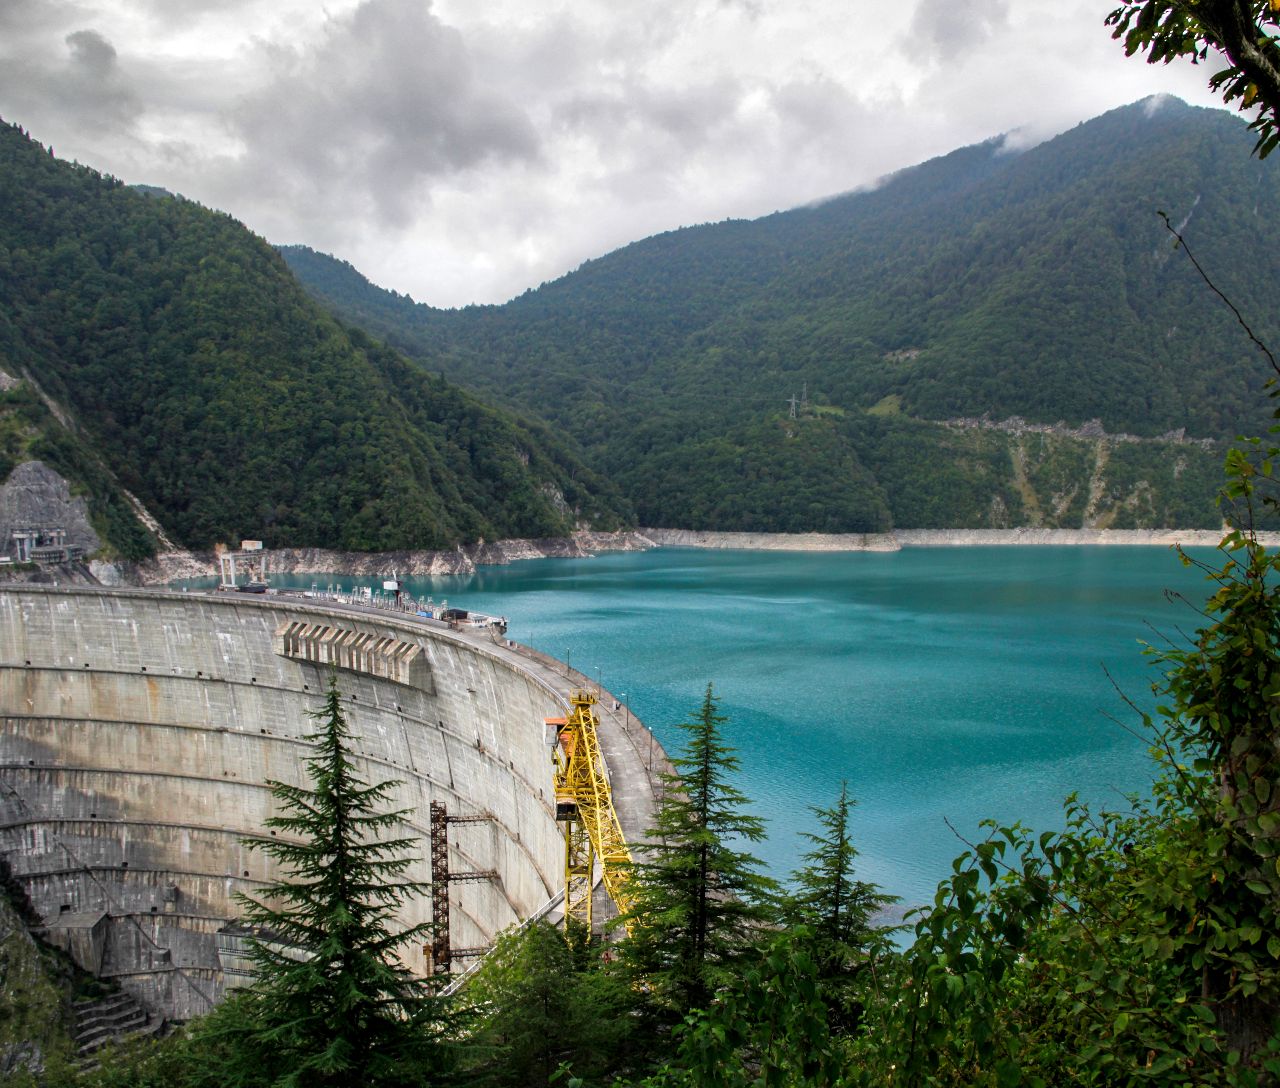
[944, 414, 1219, 450]
[0, 561, 100, 585]
[0, 889, 76, 1078]
[110, 531, 662, 586]
[0, 461, 100, 556]
[94, 549, 218, 587]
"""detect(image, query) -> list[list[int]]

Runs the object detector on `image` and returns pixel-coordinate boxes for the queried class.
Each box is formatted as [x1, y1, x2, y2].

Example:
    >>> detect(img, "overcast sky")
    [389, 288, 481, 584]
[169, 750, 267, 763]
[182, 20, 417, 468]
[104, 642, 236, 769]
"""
[0, 0, 1233, 308]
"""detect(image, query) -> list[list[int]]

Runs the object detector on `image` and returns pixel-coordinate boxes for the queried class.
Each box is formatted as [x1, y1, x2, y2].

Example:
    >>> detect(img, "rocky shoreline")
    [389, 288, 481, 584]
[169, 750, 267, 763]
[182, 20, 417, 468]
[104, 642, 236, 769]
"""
[889, 527, 1270, 548]
[90, 531, 661, 587]
[641, 527, 1280, 551]
[75, 525, 1280, 588]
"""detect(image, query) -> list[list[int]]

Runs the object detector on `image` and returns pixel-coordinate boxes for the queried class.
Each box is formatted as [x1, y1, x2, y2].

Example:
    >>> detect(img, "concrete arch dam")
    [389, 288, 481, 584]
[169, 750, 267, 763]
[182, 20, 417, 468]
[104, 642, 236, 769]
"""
[0, 586, 661, 1020]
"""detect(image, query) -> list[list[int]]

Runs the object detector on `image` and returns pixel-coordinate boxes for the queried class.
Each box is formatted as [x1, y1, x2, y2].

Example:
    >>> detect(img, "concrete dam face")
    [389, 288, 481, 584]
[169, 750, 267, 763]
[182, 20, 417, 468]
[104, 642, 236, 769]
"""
[0, 586, 615, 1019]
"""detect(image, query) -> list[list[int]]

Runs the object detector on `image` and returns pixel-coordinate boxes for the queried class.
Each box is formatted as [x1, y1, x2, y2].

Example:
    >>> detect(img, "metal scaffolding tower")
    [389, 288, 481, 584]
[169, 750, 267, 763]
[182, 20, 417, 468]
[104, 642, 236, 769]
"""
[427, 802, 495, 975]
[549, 689, 634, 933]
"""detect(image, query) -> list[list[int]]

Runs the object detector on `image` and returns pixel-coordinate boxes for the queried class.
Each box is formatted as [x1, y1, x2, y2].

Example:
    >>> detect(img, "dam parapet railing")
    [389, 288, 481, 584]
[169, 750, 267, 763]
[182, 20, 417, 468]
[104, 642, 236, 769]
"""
[249, 581, 510, 633]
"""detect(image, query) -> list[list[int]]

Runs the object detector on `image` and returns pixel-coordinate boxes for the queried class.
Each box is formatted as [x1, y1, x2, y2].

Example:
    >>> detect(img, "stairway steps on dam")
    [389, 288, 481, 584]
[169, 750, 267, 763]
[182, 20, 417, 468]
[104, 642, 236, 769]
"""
[72, 991, 155, 1058]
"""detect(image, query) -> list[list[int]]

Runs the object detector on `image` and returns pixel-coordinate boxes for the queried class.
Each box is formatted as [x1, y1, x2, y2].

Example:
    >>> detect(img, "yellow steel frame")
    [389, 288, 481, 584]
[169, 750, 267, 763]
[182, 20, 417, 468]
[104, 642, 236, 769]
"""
[564, 821, 593, 930]
[551, 689, 634, 933]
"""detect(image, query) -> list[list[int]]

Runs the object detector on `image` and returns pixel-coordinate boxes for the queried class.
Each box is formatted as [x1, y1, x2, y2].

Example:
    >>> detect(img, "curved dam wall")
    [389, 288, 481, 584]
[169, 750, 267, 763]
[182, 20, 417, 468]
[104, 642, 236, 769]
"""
[0, 586, 594, 1019]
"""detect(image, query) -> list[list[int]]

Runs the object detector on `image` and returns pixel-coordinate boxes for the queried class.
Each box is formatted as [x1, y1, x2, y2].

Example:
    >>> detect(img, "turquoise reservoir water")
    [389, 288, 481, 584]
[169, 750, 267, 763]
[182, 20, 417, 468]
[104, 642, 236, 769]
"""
[254, 546, 1218, 917]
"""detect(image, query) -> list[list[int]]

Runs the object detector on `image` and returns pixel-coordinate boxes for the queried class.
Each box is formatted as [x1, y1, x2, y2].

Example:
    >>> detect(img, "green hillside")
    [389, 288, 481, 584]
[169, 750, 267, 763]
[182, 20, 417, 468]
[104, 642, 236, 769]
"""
[0, 120, 628, 553]
[285, 98, 1278, 532]
[0, 378, 156, 560]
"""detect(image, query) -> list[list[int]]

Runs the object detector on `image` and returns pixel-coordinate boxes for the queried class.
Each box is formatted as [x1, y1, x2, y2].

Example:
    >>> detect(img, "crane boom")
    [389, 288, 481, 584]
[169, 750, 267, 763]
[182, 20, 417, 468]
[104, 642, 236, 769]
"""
[548, 689, 634, 932]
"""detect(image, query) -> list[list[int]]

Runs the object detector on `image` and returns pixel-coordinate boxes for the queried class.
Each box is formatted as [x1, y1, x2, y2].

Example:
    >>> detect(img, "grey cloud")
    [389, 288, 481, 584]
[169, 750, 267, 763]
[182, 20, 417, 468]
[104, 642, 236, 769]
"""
[66, 29, 119, 78]
[0, 0, 82, 34]
[558, 77, 743, 149]
[649, 80, 745, 145]
[771, 73, 873, 142]
[62, 28, 142, 127]
[480, 12, 593, 102]
[0, 23, 141, 135]
[907, 0, 1010, 62]
[229, 0, 540, 230]
[130, 0, 263, 26]
[548, 74, 754, 213]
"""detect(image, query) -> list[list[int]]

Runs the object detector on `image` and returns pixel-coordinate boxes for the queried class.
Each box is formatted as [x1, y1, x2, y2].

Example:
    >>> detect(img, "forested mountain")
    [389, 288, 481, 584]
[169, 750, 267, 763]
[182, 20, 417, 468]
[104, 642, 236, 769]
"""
[0, 120, 627, 554]
[285, 98, 1280, 532]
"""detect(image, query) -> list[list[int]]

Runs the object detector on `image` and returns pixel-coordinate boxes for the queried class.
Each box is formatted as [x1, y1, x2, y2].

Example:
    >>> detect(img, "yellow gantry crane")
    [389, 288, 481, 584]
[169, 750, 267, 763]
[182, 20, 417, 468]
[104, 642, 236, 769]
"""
[547, 689, 634, 933]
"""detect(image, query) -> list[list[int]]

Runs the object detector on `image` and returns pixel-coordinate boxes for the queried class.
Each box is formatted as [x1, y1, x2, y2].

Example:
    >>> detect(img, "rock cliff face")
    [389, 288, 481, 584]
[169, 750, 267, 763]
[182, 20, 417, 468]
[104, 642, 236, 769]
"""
[0, 885, 75, 1078]
[0, 461, 100, 555]
[109, 531, 661, 586]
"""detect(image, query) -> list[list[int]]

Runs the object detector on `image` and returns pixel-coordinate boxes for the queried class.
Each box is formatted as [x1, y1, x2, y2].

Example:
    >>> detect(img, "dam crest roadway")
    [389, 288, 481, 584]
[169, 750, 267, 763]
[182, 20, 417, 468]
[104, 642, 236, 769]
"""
[0, 584, 666, 1020]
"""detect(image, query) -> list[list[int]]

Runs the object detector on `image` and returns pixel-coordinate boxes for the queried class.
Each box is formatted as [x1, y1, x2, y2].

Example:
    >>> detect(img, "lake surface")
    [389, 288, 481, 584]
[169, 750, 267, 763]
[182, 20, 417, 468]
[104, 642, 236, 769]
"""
[242, 546, 1220, 918]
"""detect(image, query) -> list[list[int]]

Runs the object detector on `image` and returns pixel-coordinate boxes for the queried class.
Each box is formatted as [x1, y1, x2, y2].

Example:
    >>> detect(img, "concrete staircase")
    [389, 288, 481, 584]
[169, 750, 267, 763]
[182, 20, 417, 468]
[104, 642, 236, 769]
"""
[72, 991, 156, 1061]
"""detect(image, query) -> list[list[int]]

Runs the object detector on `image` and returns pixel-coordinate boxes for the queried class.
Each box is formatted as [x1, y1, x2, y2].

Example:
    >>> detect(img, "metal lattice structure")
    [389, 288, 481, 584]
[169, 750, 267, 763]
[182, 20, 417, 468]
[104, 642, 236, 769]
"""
[428, 801, 451, 974]
[550, 689, 634, 932]
[428, 804, 497, 976]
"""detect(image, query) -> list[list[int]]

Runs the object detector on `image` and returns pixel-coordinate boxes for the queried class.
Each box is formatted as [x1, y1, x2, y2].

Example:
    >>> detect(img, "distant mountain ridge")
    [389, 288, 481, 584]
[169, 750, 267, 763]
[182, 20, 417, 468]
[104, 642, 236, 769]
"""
[284, 97, 1277, 532]
[0, 119, 629, 555]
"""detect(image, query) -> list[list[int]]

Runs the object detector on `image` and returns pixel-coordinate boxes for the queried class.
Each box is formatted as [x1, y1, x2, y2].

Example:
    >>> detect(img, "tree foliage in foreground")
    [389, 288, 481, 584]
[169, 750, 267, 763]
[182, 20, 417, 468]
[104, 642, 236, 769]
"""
[620, 683, 779, 1020]
[786, 781, 899, 1036]
[845, 505, 1280, 1084]
[204, 675, 448, 1088]
[639, 783, 899, 1088]
[460, 921, 638, 1088]
[640, 926, 852, 1088]
[1108, 1, 1280, 157]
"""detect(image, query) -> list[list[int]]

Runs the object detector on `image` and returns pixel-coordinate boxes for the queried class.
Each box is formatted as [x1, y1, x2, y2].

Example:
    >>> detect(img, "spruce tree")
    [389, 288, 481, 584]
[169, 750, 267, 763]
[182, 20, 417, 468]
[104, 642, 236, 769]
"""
[210, 675, 447, 1088]
[790, 782, 895, 950]
[620, 683, 777, 1018]
[787, 781, 897, 1033]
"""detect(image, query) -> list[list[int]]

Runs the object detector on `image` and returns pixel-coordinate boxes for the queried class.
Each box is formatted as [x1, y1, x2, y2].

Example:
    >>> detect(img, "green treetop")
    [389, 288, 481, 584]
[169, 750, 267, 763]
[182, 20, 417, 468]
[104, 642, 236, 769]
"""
[789, 782, 896, 954]
[786, 781, 898, 1035]
[209, 675, 448, 1088]
[620, 683, 778, 1019]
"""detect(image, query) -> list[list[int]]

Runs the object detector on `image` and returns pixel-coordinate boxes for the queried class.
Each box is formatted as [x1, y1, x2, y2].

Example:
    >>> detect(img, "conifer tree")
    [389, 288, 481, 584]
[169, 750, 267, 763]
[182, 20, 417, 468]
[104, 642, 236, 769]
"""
[786, 781, 897, 1033]
[790, 782, 896, 952]
[209, 675, 447, 1088]
[620, 683, 777, 1018]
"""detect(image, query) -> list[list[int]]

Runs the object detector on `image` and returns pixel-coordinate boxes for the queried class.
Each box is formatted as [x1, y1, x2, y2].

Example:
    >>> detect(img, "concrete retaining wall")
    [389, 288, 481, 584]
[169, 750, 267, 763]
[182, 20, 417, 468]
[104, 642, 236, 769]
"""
[0, 587, 574, 1019]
